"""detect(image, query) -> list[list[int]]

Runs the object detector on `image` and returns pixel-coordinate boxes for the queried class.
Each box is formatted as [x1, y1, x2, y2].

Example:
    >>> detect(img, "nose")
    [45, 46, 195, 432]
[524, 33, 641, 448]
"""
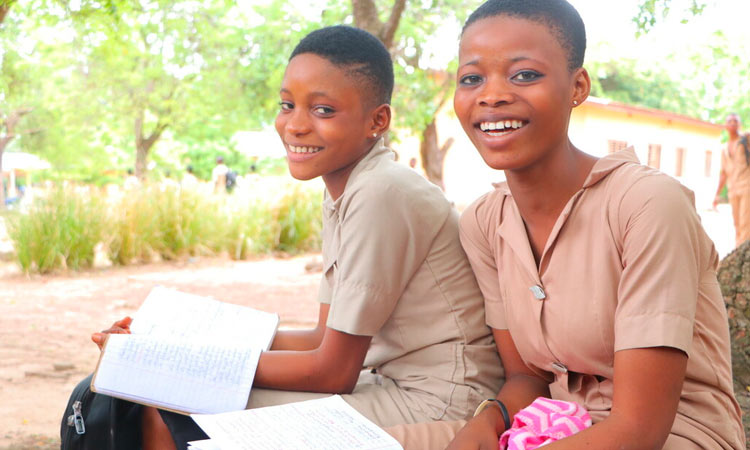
[282, 108, 311, 136]
[477, 77, 513, 107]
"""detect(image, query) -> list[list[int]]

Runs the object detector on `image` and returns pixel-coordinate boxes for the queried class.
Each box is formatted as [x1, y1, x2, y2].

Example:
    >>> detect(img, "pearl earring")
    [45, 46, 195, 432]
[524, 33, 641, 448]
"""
[573, 100, 578, 106]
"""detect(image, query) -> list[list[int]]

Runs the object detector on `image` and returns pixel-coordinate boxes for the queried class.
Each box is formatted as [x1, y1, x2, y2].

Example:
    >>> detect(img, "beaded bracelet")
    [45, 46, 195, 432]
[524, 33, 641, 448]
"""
[473, 398, 512, 431]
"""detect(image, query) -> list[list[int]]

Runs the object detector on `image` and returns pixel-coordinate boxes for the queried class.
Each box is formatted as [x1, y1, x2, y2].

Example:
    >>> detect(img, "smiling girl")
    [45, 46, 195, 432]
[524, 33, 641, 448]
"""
[93, 25, 503, 449]
[387, 1, 745, 449]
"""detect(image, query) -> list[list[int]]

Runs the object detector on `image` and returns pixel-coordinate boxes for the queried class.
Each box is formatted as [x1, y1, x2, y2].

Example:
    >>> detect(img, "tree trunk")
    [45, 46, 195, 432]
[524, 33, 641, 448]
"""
[0, 107, 33, 208]
[134, 113, 166, 181]
[351, 0, 405, 49]
[718, 240, 750, 391]
[419, 119, 453, 191]
[717, 240, 750, 437]
[0, 146, 6, 209]
[0, 0, 15, 25]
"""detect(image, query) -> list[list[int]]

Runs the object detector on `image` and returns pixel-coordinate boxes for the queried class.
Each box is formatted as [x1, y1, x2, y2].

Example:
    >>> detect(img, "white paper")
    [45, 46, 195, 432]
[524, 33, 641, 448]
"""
[92, 286, 279, 414]
[187, 439, 223, 450]
[191, 395, 403, 450]
[94, 334, 260, 414]
[131, 286, 279, 350]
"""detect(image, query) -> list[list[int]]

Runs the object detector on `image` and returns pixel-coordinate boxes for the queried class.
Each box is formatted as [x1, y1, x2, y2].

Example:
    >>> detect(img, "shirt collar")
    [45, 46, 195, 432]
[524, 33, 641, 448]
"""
[492, 147, 639, 196]
[323, 138, 393, 214]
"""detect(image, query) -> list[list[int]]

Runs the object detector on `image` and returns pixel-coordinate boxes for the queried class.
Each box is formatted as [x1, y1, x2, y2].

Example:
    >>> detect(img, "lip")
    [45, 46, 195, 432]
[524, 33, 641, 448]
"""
[284, 143, 324, 163]
[471, 117, 528, 148]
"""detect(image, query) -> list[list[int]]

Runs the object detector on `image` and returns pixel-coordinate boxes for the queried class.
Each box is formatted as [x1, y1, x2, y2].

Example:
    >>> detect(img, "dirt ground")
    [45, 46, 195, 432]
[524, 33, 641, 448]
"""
[0, 254, 322, 449]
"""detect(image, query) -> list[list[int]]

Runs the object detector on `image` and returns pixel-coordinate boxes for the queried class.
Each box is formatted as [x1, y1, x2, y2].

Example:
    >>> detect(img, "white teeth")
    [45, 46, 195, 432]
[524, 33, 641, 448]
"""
[289, 145, 322, 154]
[479, 120, 526, 132]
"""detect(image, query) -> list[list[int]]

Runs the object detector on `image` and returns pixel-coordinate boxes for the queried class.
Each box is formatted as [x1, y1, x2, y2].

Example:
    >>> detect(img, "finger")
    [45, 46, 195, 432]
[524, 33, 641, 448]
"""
[116, 316, 133, 327]
[112, 316, 133, 330]
[91, 333, 105, 350]
[102, 326, 129, 335]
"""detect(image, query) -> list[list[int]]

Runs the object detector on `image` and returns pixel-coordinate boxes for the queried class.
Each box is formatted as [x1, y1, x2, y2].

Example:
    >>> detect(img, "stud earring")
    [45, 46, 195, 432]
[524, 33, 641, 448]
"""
[372, 133, 378, 138]
[573, 100, 578, 106]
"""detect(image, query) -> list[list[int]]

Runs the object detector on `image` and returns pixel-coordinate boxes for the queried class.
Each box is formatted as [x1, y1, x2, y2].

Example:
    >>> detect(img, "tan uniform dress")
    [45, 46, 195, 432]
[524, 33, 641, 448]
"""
[721, 138, 750, 245]
[388, 149, 745, 449]
[249, 141, 504, 428]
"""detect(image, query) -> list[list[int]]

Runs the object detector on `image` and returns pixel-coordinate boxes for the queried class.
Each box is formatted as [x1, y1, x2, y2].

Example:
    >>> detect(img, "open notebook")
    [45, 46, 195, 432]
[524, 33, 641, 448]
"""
[189, 395, 403, 450]
[91, 286, 279, 415]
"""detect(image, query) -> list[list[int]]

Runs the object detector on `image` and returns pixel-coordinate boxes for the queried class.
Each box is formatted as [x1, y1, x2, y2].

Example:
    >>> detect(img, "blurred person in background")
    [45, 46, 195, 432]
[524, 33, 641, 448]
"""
[713, 113, 750, 247]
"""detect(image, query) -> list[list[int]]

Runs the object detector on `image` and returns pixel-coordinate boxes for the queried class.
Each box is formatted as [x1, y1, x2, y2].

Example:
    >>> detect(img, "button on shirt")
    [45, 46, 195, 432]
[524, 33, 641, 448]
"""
[460, 148, 745, 449]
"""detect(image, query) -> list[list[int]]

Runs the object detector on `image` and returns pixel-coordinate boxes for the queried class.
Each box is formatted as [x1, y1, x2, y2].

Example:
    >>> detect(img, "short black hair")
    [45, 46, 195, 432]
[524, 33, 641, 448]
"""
[290, 25, 394, 106]
[463, 0, 586, 71]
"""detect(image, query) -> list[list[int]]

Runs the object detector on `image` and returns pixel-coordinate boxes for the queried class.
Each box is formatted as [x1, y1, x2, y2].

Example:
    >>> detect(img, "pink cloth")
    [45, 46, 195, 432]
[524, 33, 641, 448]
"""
[499, 397, 592, 449]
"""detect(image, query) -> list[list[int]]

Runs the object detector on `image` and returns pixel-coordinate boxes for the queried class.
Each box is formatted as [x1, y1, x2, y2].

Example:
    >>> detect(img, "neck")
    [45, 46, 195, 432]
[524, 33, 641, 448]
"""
[506, 141, 597, 220]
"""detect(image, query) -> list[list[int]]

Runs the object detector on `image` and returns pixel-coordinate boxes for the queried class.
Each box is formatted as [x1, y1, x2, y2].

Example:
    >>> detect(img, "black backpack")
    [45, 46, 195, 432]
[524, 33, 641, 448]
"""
[225, 170, 238, 192]
[60, 373, 142, 450]
[740, 133, 750, 166]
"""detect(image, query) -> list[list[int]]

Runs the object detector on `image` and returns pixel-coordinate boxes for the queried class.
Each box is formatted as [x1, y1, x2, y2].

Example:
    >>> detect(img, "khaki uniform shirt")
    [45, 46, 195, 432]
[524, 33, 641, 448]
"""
[722, 137, 750, 192]
[460, 149, 745, 449]
[318, 141, 504, 421]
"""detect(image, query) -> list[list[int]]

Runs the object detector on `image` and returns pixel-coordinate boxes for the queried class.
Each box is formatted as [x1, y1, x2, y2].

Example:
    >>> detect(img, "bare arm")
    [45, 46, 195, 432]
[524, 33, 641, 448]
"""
[713, 169, 727, 208]
[713, 146, 729, 208]
[269, 303, 329, 351]
[447, 328, 550, 450]
[254, 303, 372, 394]
[542, 346, 686, 450]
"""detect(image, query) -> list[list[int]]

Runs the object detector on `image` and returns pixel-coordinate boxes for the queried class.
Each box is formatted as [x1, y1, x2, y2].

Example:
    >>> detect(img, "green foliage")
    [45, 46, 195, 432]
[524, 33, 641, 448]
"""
[5, 186, 107, 273]
[587, 29, 749, 125]
[7, 179, 323, 273]
[634, 0, 707, 35]
[587, 59, 700, 117]
[274, 183, 322, 253]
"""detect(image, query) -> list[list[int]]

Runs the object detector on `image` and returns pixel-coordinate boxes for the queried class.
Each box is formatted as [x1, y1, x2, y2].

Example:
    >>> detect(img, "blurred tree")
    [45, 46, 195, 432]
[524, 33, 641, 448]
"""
[587, 30, 749, 126]
[0, 11, 45, 207]
[634, 0, 708, 35]
[587, 58, 701, 117]
[5, 0, 266, 180]
[349, 0, 479, 189]
[0, 0, 14, 24]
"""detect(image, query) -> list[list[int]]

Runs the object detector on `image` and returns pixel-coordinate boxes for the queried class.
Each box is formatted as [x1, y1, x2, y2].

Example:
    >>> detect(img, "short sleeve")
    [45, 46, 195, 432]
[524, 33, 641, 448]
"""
[326, 181, 450, 336]
[459, 195, 506, 330]
[614, 174, 701, 355]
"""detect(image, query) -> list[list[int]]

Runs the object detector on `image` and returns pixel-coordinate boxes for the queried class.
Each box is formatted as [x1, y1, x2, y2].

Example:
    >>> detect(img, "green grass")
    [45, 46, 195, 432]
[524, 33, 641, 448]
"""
[7, 177, 323, 274]
[6, 187, 107, 273]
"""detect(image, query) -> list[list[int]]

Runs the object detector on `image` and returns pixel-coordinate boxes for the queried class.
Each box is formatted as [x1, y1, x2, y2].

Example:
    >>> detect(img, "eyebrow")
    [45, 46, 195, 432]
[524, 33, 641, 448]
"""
[459, 55, 536, 69]
[279, 88, 333, 100]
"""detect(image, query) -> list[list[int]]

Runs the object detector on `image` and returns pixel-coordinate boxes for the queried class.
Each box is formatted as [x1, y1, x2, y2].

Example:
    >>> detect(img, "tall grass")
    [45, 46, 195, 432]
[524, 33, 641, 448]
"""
[6, 187, 107, 273]
[7, 178, 323, 274]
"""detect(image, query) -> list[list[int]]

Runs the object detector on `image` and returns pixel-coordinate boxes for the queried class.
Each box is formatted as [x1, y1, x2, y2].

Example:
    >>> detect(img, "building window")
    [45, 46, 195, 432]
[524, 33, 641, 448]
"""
[608, 140, 628, 154]
[675, 147, 686, 177]
[705, 151, 712, 177]
[648, 144, 661, 169]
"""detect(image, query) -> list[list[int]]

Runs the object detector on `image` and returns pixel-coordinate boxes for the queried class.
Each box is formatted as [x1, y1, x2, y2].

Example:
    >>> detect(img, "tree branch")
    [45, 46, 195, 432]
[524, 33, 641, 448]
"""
[2, 107, 34, 136]
[381, 0, 407, 50]
[0, 0, 16, 25]
[351, 0, 381, 37]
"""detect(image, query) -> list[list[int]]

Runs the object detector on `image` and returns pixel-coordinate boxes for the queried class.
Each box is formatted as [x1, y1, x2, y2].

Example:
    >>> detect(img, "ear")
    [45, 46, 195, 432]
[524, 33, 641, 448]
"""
[369, 104, 392, 138]
[571, 67, 591, 107]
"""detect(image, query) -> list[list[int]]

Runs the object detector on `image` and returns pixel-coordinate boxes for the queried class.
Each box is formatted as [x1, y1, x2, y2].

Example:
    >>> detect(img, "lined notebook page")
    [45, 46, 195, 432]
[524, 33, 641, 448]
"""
[191, 395, 403, 450]
[93, 334, 259, 414]
[131, 286, 279, 350]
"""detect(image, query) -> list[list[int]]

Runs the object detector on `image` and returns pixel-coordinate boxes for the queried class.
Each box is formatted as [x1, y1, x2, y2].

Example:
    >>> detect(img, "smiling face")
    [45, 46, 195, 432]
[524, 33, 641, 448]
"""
[275, 53, 389, 197]
[453, 15, 589, 172]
